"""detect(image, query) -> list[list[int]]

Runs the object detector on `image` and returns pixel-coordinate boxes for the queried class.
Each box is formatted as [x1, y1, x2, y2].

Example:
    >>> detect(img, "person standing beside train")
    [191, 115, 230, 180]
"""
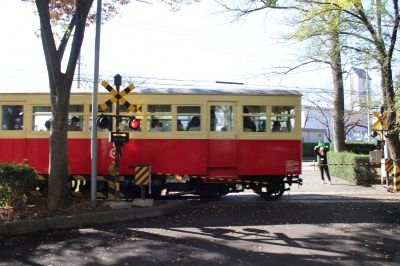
[314, 144, 332, 185]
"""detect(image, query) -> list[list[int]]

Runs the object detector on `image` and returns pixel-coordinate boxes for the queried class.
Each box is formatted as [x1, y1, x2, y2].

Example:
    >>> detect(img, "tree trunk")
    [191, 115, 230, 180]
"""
[48, 85, 70, 211]
[380, 62, 400, 164]
[330, 31, 346, 152]
[35, 0, 94, 212]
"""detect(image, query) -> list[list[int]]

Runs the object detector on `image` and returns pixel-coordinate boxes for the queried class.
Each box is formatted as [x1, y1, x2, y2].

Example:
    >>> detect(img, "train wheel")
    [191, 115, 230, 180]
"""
[199, 183, 220, 200]
[254, 183, 285, 201]
[151, 174, 166, 199]
[150, 187, 162, 199]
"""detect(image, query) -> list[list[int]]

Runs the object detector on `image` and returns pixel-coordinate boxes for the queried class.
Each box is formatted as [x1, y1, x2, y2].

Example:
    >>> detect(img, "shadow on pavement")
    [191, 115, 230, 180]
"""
[0, 196, 399, 266]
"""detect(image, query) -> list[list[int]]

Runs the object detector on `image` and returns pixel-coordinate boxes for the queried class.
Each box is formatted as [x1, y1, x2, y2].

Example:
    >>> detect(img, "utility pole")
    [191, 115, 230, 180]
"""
[366, 69, 371, 142]
[77, 54, 81, 90]
[91, 0, 102, 208]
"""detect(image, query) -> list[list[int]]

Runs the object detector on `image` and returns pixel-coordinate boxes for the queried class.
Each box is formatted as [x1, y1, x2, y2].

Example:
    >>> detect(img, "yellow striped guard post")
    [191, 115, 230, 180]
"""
[385, 158, 394, 172]
[107, 180, 118, 201]
[381, 158, 393, 184]
[393, 163, 400, 192]
[135, 165, 150, 186]
[107, 162, 121, 201]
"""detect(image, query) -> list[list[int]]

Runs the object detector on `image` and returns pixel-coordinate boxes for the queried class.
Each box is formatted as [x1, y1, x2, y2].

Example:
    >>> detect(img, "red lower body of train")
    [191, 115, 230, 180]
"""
[0, 138, 303, 200]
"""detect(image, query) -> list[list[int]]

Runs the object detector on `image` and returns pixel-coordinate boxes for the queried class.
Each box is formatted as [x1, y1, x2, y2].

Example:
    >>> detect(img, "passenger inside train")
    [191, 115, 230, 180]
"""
[243, 117, 256, 132]
[68, 116, 81, 131]
[187, 116, 200, 131]
[272, 121, 282, 132]
[150, 119, 164, 131]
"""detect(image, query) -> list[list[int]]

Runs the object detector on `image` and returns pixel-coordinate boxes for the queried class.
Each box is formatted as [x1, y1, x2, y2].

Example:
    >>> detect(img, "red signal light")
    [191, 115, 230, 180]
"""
[128, 118, 141, 131]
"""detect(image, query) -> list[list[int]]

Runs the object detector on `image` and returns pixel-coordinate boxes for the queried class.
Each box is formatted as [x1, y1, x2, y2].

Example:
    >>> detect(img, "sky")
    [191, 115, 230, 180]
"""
[0, 1, 381, 97]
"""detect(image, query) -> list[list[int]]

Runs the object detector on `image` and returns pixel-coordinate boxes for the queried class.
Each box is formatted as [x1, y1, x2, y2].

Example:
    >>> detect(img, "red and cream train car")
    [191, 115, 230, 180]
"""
[0, 88, 302, 200]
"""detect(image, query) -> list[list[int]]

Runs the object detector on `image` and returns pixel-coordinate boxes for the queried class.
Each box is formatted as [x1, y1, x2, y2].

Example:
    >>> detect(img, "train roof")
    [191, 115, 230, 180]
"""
[134, 87, 302, 96]
[1, 87, 302, 96]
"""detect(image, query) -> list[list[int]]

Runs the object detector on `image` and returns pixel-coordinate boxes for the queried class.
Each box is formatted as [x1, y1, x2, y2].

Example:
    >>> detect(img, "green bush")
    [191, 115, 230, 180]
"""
[328, 152, 378, 186]
[344, 142, 377, 155]
[0, 163, 39, 207]
[0, 182, 13, 207]
[303, 142, 377, 158]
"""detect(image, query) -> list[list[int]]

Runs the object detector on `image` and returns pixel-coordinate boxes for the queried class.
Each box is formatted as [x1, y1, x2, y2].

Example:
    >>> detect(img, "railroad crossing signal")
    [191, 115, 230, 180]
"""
[371, 111, 388, 131]
[99, 81, 142, 113]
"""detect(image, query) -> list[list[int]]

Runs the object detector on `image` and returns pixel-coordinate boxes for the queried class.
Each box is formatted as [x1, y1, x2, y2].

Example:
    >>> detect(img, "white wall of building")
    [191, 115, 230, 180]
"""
[301, 66, 374, 143]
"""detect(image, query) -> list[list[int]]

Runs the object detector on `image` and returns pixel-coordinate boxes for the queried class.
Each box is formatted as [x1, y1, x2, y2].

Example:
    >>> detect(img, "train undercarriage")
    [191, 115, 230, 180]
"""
[149, 174, 303, 201]
[40, 173, 303, 201]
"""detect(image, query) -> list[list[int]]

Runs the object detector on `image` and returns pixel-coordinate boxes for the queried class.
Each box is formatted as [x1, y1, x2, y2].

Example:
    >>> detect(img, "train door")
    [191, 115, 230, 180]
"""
[207, 102, 238, 180]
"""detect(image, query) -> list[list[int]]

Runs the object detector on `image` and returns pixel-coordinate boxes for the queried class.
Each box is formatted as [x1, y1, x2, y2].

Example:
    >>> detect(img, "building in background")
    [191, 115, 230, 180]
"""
[301, 67, 374, 143]
[345, 67, 372, 142]
[301, 105, 332, 143]
[347, 67, 372, 110]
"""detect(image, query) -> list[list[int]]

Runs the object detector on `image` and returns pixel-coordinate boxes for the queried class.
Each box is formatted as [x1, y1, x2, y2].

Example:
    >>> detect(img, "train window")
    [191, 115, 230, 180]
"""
[210, 105, 233, 132]
[177, 106, 201, 131]
[1, 105, 23, 130]
[97, 103, 113, 113]
[148, 105, 171, 113]
[272, 106, 295, 115]
[119, 104, 143, 131]
[147, 105, 172, 132]
[32, 106, 52, 131]
[243, 105, 266, 132]
[68, 105, 84, 113]
[119, 104, 142, 113]
[271, 106, 295, 132]
[92, 104, 113, 113]
[118, 116, 143, 131]
[68, 105, 83, 131]
[271, 117, 295, 132]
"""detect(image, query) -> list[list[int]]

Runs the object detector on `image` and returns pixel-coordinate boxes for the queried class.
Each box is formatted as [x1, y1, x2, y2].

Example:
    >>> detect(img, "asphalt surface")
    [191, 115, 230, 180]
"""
[0, 162, 399, 266]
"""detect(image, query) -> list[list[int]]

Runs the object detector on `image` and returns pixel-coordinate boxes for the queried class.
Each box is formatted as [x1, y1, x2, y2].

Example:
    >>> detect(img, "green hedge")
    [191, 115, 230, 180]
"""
[328, 152, 378, 186]
[344, 142, 377, 155]
[0, 163, 39, 207]
[303, 142, 377, 158]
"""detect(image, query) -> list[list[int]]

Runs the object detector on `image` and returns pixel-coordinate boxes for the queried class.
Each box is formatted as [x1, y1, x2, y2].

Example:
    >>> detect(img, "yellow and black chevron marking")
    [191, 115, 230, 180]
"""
[70, 175, 87, 198]
[107, 177, 124, 201]
[393, 165, 400, 192]
[28, 174, 130, 200]
[385, 159, 394, 172]
[100, 81, 136, 112]
[128, 104, 142, 113]
[135, 166, 150, 186]
[97, 175, 107, 182]
[29, 174, 47, 197]
[107, 180, 118, 201]
[96, 175, 108, 199]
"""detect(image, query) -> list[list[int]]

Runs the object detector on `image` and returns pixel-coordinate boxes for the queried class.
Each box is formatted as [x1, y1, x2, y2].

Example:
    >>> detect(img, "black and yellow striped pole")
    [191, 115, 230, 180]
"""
[108, 161, 120, 200]
[393, 160, 400, 192]
[381, 158, 393, 185]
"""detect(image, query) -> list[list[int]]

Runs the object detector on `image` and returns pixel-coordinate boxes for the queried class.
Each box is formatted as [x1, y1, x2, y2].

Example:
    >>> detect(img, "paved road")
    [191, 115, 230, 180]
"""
[0, 163, 399, 266]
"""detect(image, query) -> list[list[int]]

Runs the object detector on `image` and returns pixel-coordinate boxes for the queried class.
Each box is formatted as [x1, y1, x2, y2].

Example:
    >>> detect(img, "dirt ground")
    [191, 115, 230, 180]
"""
[0, 197, 107, 223]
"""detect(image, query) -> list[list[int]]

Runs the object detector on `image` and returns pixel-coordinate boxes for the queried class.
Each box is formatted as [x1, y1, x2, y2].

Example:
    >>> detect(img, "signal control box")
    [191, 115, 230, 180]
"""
[109, 132, 129, 144]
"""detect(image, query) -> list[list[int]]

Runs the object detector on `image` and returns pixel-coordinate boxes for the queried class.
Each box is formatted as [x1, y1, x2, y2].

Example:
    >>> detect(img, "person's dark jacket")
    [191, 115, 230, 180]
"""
[314, 146, 329, 166]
